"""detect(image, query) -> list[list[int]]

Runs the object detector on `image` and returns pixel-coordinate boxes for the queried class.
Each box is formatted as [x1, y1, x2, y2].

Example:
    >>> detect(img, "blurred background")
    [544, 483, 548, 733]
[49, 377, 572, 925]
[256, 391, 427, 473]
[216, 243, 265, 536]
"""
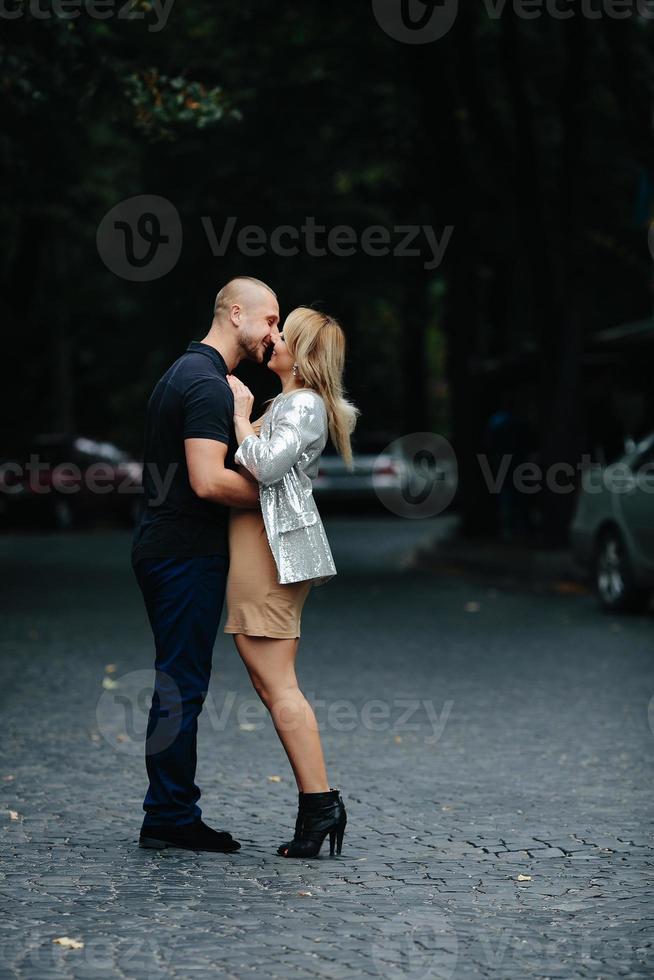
[1, 2, 653, 584]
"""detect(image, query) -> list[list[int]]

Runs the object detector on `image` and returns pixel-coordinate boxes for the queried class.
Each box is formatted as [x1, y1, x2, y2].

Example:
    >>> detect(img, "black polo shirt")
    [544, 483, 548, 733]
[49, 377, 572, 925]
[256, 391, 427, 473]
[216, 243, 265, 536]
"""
[131, 342, 237, 566]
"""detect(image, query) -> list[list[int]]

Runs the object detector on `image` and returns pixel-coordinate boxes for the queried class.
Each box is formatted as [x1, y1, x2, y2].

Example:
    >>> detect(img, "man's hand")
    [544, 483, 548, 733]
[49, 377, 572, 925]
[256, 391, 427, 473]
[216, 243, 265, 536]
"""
[185, 439, 259, 508]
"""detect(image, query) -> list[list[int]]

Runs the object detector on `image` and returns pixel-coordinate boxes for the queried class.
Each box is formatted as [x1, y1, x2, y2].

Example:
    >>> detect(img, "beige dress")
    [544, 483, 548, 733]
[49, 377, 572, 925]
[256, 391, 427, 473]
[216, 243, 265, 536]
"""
[224, 415, 313, 639]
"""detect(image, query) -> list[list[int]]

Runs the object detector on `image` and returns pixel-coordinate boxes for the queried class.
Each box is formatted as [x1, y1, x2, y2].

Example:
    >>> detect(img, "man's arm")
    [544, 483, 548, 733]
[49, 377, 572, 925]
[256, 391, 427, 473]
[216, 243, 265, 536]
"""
[185, 439, 260, 508]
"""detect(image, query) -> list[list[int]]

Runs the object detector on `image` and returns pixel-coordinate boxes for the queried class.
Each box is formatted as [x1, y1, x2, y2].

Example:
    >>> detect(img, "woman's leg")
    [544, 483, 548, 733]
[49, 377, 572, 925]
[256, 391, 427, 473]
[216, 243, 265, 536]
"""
[232, 634, 329, 793]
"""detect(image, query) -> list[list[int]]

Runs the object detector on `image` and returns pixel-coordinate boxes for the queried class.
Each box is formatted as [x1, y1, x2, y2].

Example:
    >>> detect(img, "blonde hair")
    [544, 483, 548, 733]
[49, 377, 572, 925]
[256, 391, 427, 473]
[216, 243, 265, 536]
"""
[283, 307, 359, 469]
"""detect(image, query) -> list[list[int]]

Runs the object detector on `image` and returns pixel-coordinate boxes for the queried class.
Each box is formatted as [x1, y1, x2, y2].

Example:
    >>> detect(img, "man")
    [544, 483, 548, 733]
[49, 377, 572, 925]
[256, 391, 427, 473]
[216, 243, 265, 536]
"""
[132, 276, 280, 852]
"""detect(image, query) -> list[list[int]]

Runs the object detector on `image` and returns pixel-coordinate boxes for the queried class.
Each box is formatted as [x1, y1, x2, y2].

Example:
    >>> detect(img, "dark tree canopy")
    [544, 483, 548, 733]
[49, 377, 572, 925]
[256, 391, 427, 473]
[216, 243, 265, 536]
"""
[1, 2, 652, 541]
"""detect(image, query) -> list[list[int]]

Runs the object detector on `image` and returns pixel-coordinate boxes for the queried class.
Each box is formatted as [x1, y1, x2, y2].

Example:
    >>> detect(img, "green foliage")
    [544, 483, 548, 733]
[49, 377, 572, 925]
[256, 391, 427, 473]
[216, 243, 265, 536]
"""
[124, 70, 241, 142]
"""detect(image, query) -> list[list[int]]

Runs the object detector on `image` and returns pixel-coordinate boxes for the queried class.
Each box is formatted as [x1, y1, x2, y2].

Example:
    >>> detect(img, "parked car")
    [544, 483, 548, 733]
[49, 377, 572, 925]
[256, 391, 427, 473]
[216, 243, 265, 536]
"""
[312, 445, 404, 507]
[312, 434, 456, 514]
[571, 433, 654, 612]
[0, 434, 143, 529]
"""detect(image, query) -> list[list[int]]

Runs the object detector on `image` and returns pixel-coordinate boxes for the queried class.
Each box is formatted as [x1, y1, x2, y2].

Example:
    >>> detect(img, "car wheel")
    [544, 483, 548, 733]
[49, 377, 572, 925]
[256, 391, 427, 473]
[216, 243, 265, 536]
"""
[595, 528, 650, 613]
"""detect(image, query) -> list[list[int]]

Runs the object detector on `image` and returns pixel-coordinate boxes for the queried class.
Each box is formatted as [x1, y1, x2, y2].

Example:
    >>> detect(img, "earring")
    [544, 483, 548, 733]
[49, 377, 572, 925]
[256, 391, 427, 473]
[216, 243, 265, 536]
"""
[292, 363, 298, 377]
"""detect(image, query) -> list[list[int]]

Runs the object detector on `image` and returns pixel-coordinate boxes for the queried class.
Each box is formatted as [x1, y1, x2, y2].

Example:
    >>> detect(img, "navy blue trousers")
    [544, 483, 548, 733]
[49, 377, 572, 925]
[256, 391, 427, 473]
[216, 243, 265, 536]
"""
[134, 555, 228, 829]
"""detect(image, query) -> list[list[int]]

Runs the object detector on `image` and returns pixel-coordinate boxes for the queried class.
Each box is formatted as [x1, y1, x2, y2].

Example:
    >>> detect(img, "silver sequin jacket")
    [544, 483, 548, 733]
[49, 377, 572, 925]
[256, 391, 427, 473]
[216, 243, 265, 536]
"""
[234, 389, 337, 586]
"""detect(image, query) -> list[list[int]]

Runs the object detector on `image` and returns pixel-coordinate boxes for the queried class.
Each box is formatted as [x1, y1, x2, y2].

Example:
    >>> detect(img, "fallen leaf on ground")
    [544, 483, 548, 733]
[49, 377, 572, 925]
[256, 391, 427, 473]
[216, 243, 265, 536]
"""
[52, 937, 84, 949]
[516, 874, 532, 882]
[8, 810, 20, 821]
[394, 735, 403, 744]
[2, 775, 15, 782]
[267, 775, 282, 782]
[297, 891, 312, 897]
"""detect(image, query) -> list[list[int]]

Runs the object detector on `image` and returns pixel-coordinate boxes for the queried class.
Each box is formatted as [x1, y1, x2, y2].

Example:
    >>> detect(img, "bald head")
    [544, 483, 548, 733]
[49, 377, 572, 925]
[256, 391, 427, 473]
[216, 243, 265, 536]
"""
[213, 276, 277, 320]
[210, 276, 280, 366]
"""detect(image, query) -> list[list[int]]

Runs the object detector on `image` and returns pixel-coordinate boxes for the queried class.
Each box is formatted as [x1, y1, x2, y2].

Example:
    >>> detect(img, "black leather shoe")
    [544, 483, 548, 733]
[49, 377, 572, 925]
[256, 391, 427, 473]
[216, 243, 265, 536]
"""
[278, 789, 346, 858]
[139, 819, 241, 853]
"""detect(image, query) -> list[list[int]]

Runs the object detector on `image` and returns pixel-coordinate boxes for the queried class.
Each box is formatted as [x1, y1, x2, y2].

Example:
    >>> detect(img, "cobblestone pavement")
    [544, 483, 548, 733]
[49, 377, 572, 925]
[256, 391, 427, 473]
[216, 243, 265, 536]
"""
[1, 519, 653, 979]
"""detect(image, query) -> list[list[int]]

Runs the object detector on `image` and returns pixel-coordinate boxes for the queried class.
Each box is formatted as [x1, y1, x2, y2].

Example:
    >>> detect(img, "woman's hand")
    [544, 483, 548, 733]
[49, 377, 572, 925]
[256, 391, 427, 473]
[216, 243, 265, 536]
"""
[227, 375, 254, 420]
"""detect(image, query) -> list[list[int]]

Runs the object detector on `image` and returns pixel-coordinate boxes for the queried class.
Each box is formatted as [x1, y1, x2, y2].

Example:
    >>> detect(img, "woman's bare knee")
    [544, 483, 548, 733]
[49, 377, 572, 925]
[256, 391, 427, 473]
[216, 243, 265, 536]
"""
[234, 634, 302, 710]
[248, 675, 270, 706]
[257, 679, 297, 710]
[245, 666, 298, 709]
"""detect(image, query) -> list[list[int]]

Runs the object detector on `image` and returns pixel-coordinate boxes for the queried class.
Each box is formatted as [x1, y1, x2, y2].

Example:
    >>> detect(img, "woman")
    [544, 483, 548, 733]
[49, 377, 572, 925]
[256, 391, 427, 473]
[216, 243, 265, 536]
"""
[224, 307, 359, 858]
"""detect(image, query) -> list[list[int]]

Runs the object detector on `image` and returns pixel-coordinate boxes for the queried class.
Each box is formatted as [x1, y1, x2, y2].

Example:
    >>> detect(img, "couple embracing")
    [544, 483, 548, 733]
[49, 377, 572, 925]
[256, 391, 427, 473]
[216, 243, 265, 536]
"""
[131, 276, 359, 858]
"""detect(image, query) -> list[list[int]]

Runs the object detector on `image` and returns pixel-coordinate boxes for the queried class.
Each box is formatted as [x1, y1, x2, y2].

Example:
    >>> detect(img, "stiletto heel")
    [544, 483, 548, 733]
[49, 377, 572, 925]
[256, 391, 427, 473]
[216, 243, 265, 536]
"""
[328, 819, 346, 856]
[277, 789, 347, 859]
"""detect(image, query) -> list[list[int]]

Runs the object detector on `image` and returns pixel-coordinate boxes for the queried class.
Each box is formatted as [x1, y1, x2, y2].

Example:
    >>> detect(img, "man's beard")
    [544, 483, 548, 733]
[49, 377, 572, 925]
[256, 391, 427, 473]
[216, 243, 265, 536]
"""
[240, 332, 271, 363]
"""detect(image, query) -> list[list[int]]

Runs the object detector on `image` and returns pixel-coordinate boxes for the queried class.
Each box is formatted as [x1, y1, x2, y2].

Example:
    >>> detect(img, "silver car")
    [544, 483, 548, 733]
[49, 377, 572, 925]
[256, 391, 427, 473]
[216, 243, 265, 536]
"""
[312, 438, 456, 512]
[312, 447, 404, 504]
[571, 433, 654, 612]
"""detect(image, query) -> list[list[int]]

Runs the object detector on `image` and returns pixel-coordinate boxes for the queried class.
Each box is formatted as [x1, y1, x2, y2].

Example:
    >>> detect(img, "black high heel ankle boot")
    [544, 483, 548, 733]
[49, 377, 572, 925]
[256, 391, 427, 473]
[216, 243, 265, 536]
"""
[277, 789, 346, 858]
